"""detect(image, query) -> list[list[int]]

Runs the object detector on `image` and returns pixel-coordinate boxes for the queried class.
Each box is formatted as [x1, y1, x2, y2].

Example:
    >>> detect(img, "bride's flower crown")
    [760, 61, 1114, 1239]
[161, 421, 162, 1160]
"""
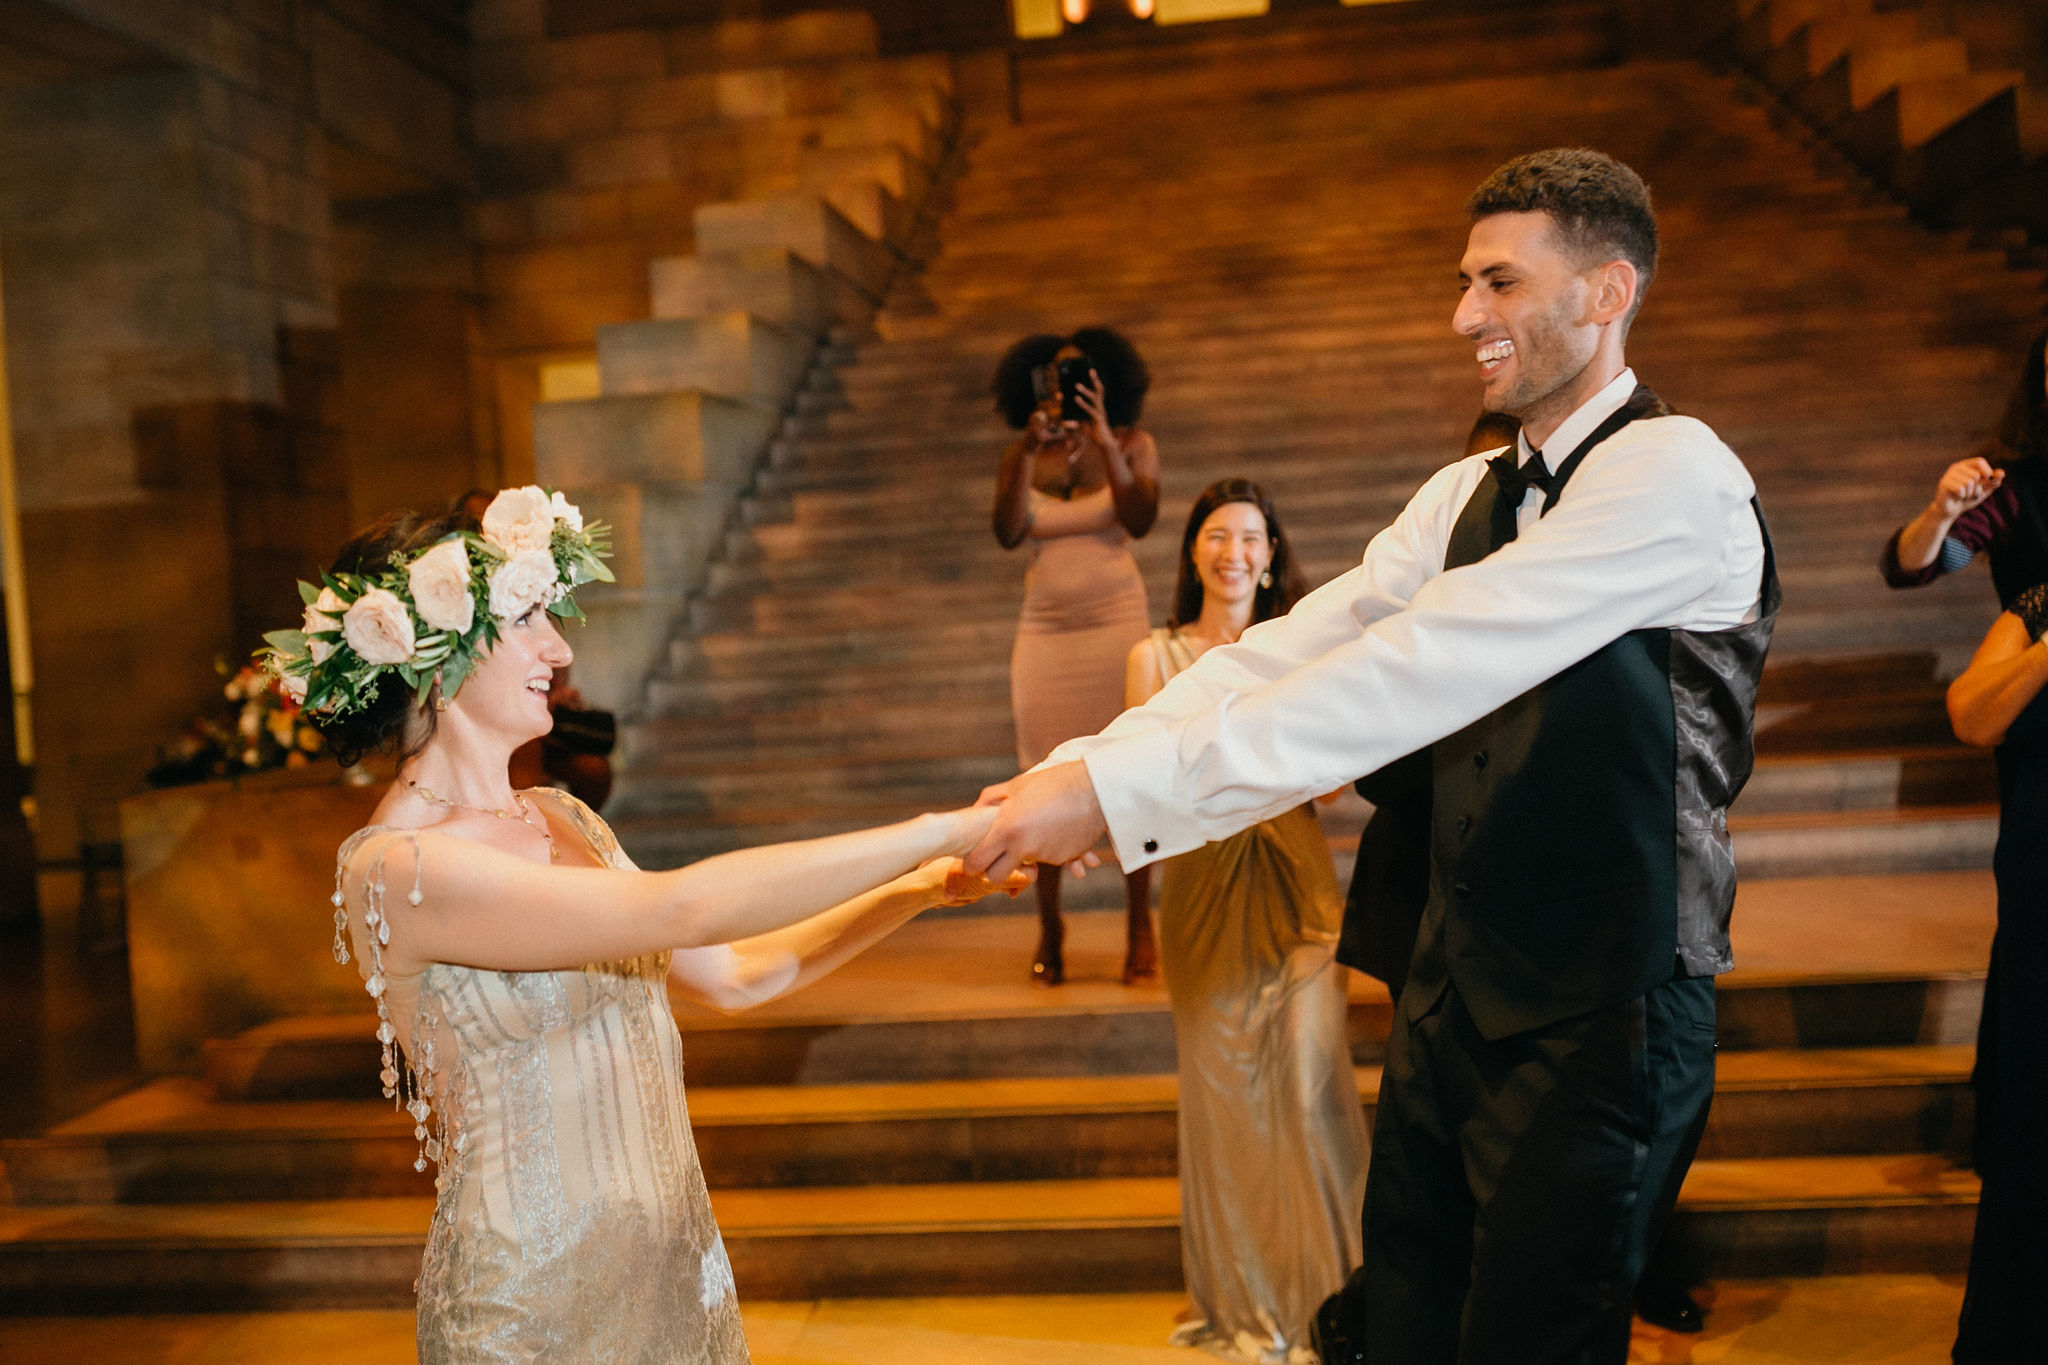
[261, 486, 613, 716]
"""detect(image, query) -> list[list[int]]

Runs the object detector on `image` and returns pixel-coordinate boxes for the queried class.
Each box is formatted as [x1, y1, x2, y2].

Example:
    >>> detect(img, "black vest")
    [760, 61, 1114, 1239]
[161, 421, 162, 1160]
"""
[1399, 387, 1781, 1040]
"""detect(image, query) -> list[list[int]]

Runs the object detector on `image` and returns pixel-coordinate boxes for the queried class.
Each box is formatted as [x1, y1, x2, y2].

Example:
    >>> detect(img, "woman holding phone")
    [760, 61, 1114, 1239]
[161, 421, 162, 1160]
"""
[991, 327, 1161, 985]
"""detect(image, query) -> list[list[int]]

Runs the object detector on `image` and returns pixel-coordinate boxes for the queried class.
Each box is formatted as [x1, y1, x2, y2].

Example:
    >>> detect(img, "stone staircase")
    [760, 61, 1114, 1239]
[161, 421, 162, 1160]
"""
[603, 13, 2041, 899]
[470, 9, 967, 708]
[1721, 0, 2048, 244]
[0, 873, 1993, 1309]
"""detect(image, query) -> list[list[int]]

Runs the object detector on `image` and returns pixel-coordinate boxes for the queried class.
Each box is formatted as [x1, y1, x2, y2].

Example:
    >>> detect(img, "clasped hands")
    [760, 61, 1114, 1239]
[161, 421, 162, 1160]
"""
[948, 761, 1111, 885]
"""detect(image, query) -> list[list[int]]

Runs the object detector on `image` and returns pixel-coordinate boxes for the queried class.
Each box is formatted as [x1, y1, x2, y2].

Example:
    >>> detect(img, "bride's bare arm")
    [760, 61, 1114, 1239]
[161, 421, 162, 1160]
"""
[669, 857, 1027, 1011]
[354, 807, 996, 975]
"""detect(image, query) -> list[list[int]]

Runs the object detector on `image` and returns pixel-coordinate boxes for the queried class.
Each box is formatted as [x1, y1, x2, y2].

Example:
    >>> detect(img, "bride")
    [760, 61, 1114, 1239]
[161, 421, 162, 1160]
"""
[267, 490, 1020, 1363]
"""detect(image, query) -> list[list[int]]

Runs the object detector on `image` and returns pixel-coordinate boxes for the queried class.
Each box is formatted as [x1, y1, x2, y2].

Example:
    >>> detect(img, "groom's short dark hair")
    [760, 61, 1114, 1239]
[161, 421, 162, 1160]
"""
[1469, 149, 1658, 311]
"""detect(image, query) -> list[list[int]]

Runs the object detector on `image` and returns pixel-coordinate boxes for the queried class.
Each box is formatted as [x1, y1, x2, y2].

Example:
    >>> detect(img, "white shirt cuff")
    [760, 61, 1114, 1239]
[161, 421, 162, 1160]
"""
[1080, 727, 1204, 871]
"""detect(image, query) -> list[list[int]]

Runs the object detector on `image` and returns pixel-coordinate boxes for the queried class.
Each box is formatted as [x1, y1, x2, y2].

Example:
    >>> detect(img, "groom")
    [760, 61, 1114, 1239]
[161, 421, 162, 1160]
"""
[968, 148, 1777, 1362]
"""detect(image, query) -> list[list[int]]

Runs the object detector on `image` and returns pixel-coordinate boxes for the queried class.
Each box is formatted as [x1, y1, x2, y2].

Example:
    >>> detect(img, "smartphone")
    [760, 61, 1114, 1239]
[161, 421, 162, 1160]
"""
[1056, 357, 1093, 423]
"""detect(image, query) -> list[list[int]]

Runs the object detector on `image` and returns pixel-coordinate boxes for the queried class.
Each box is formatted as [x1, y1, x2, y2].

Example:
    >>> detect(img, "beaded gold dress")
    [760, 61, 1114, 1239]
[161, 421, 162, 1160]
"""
[335, 790, 749, 1364]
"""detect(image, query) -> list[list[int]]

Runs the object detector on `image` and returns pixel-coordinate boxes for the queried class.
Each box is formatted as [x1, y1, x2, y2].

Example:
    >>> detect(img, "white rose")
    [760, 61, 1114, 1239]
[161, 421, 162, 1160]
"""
[341, 587, 417, 666]
[488, 548, 559, 621]
[280, 670, 308, 705]
[481, 486, 556, 556]
[407, 538, 475, 635]
[304, 586, 345, 664]
[548, 491, 584, 533]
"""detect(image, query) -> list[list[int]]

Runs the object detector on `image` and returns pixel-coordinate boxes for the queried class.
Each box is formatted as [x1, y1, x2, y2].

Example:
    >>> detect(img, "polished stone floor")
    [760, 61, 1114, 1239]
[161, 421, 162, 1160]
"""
[0, 1276, 1968, 1362]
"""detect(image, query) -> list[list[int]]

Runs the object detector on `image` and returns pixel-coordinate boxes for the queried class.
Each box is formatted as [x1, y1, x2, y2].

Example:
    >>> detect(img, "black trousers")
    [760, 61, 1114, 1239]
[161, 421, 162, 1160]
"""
[1340, 974, 1717, 1365]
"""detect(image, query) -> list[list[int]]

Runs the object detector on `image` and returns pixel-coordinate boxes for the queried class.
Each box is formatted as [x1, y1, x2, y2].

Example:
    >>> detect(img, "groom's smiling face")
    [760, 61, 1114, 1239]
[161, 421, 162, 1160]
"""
[1453, 211, 1605, 423]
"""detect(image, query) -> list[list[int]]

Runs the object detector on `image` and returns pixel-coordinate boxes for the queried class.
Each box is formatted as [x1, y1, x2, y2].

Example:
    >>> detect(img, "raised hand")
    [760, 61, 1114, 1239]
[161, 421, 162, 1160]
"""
[1934, 457, 2004, 520]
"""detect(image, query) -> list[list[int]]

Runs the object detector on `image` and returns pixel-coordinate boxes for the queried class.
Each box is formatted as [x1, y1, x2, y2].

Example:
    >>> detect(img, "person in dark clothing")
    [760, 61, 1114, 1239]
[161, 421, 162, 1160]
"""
[1944, 583, 2048, 1364]
[1881, 327, 2048, 608]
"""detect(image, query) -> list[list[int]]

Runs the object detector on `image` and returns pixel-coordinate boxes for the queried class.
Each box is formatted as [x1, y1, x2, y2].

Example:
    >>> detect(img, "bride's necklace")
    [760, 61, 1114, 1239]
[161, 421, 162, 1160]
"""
[407, 778, 558, 862]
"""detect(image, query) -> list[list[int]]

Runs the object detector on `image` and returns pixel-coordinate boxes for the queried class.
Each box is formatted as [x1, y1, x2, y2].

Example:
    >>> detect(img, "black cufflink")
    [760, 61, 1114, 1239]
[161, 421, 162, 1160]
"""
[1143, 839, 1158, 854]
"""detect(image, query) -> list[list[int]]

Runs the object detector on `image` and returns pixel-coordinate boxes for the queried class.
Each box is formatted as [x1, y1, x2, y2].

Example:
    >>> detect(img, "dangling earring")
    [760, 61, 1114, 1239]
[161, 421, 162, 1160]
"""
[432, 693, 449, 713]
[1259, 570, 1273, 589]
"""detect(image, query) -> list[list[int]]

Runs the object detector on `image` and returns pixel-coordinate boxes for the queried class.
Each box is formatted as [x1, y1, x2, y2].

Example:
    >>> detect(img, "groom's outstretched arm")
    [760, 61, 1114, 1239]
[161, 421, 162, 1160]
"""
[969, 425, 1757, 880]
[967, 459, 1478, 879]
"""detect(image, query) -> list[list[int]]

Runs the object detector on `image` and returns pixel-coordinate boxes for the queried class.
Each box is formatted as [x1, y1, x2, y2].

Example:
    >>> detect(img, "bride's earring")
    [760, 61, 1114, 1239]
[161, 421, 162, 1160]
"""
[1259, 570, 1273, 589]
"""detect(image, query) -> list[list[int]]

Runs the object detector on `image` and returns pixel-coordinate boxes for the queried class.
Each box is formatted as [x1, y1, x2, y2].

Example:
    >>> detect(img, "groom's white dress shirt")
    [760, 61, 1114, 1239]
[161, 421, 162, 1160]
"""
[1043, 367, 1768, 872]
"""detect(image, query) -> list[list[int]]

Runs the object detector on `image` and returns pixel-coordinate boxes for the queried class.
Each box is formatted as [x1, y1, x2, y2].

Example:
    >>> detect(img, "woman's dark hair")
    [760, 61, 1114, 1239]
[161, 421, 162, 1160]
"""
[310, 510, 467, 769]
[1995, 326, 2048, 467]
[990, 326, 1151, 429]
[1465, 410, 1522, 457]
[1167, 478, 1307, 630]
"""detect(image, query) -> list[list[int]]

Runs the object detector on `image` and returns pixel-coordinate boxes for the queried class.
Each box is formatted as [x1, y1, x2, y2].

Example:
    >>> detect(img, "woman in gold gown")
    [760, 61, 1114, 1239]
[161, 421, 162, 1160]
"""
[1124, 479, 1369, 1365]
[285, 499, 1018, 1363]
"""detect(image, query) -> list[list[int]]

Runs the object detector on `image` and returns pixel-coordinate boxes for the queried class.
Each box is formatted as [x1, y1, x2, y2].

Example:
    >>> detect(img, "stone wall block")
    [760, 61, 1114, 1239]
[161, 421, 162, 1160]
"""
[471, 0, 547, 42]
[596, 312, 815, 407]
[480, 286, 650, 353]
[227, 0, 293, 41]
[555, 585, 702, 715]
[802, 142, 928, 204]
[693, 194, 897, 302]
[532, 390, 777, 489]
[477, 141, 569, 195]
[475, 85, 617, 148]
[469, 197, 534, 247]
[207, 12, 266, 91]
[714, 68, 788, 122]
[199, 139, 267, 222]
[648, 247, 834, 335]
[615, 74, 719, 132]
[568, 130, 673, 189]
[665, 11, 879, 75]
[561, 480, 732, 595]
[561, 29, 668, 86]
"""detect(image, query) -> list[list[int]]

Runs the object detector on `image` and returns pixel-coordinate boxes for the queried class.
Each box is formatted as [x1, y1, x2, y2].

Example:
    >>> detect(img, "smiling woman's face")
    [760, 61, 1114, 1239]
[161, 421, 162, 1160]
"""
[450, 604, 573, 746]
[1191, 500, 1273, 613]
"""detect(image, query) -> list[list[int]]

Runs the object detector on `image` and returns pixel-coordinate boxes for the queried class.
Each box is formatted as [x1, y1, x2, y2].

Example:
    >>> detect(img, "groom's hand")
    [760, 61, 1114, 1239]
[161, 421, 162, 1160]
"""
[965, 761, 1109, 881]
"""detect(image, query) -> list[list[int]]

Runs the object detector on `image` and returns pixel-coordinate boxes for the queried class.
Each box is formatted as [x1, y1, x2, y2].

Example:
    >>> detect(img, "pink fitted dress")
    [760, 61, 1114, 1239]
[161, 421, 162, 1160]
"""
[1009, 486, 1152, 769]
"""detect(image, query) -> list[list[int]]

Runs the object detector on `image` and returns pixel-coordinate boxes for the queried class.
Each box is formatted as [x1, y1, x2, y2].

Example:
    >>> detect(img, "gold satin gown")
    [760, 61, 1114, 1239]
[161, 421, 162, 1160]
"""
[337, 791, 749, 1365]
[1149, 629, 1370, 1364]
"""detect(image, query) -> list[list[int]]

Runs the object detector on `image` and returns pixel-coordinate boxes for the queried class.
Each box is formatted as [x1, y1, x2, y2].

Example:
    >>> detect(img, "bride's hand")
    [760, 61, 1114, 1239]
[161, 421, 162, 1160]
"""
[920, 856, 1033, 907]
[927, 803, 1000, 856]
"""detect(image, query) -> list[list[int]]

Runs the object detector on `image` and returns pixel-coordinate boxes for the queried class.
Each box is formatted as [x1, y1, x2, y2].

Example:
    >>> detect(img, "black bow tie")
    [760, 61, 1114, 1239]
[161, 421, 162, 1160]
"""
[1487, 452, 1556, 504]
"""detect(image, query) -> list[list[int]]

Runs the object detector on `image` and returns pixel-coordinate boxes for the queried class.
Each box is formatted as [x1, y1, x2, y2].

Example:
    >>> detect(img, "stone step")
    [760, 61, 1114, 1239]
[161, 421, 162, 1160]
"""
[0, 1046, 1970, 1207]
[199, 873, 1990, 1098]
[595, 311, 816, 407]
[0, 1153, 1978, 1311]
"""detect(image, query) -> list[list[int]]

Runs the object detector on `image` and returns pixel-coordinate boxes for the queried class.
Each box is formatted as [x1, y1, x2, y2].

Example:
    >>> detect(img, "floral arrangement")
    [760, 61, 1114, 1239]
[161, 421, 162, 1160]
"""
[148, 661, 327, 787]
[261, 486, 612, 716]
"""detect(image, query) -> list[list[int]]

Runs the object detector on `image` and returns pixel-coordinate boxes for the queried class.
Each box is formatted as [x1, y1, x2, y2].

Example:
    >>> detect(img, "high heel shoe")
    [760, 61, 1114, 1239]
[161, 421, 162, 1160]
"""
[1032, 929, 1065, 986]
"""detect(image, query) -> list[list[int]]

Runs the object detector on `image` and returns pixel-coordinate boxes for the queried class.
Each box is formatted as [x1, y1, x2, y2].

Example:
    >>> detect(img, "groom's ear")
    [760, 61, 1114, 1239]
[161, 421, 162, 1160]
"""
[1585, 258, 1639, 328]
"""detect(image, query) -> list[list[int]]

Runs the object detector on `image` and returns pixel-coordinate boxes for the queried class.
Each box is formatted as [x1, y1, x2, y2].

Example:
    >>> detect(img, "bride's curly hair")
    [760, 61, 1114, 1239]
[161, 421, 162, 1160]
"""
[309, 509, 473, 769]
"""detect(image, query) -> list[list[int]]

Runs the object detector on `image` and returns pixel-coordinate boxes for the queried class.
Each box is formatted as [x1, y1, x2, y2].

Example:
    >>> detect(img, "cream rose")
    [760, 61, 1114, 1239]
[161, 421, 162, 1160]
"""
[548, 490, 584, 533]
[488, 547, 558, 621]
[279, 670, 309, 705]
[341, 587, 416, 665]
[303, 586, 345, 664]
[407, 538, 475, 635]
[482, 486, 556, 556]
